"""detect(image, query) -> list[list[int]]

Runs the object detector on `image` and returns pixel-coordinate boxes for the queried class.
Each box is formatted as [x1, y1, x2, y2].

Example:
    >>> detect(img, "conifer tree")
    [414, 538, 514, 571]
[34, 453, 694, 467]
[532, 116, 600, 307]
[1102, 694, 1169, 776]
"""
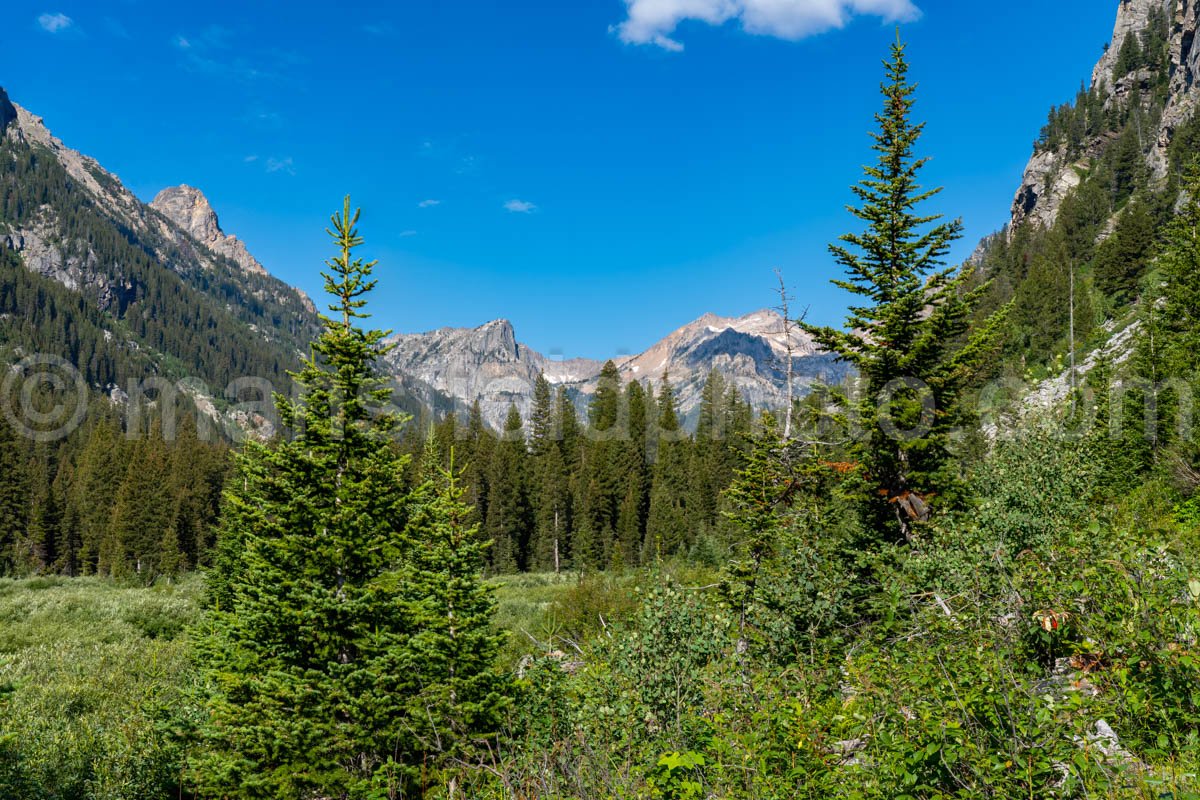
[462, 400, 495, 529]
[576, 361, 623, 568]
[1095, 197, 1156, 302]
[1115, 30, 1144, 77]
[530, 375, 570, 571]
[614, 380, 649, 566]
[0, 417, 28, 574]
[193, 198, 455, 799]
[721, 412, 788, 660]
[102, 434, 174, 579]
[554, 386, 580, 564]
[645, 373, 690, 561]
[688, 370, 732, 538]
[801, 38, 1009, 541]
[486, 404, 531, 572]
[1157, 163, 1200, 377]
[25, 446, 63, 572]
[69, 414, 129, 574]
[393, 446, 507, 789]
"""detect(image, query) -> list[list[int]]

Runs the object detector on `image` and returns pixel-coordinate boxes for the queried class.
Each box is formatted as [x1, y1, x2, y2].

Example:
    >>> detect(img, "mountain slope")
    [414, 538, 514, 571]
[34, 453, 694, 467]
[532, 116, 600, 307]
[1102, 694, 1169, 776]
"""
[0, 86, 320, 420]
[972, 0, 1200, 405]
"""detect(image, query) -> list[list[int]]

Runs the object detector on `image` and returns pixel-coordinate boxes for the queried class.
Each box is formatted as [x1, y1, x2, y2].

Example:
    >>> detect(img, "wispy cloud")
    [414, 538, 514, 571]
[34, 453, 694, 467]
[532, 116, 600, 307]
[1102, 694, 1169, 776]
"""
[504, 199, 537, 214]
[266, 156, 296, 175]
[37, 12, 73, 34]
[243, 155, 259, 163]
[614, 0, 921, 51]
[171, 25, 286, 82]
[399, 230, 418, 237]
[362, 22, 395, 36]
[418, 199, 441, 209]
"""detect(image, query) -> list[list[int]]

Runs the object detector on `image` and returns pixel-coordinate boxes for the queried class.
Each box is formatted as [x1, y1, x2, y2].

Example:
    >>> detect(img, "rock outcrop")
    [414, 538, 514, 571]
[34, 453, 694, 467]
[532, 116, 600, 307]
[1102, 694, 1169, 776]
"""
[150, 185, 268, 276]
[0, 87, 16, 133]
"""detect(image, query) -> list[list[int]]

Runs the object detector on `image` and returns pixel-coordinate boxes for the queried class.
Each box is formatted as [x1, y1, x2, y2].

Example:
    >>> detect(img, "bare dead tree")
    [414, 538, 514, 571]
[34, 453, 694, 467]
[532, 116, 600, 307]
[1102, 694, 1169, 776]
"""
[774, 269, 809, 440]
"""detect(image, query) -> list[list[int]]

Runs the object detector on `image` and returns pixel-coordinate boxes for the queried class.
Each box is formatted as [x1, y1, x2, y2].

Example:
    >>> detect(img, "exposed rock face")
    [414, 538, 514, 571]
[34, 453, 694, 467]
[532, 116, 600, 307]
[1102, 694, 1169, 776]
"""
[384, 310, 849, 430]
[614, 310, 847, 426]
[1011, 150, 1083, 231]
[1091, 0, 1171, 89]
[1156, 0, 1200, 177]
[0, 87, 16, 133]
[1011, 0, 1184, 229]
[150, 185, 268, 276]
[385, 320, 583, 429]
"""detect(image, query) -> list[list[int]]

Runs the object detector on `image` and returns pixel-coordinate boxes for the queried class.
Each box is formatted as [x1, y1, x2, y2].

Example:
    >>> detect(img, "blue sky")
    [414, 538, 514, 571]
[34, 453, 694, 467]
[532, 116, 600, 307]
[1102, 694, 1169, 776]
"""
[5, 1, 1116, 360]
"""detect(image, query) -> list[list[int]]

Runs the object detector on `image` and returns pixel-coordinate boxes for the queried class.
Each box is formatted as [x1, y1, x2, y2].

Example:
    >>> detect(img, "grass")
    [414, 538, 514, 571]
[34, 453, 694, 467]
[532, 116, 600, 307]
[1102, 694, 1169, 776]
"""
[0, 575, 201, 799]
[0, 566, 710, 797]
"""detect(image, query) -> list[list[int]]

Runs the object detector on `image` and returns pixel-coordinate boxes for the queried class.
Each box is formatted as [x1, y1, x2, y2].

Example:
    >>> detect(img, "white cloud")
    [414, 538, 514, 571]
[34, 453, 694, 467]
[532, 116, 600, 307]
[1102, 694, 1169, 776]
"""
[614, 0, 920, 51]
[243, 154, 259, 163]
[266, 156, 295, 175]
[504, 199, 537, 214]
[173, 34, 191, 49]
[418, 199, 441, 208]
[399, 230, 418, 237]
[37, 12, 73, 33]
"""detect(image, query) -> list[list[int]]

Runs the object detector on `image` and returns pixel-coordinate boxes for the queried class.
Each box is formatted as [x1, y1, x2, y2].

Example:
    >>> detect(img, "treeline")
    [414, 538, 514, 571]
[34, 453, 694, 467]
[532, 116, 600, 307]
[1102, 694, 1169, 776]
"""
[0, 405, 227, 578]
[0, 362, 765, 579]
[413, 363, 756, 574]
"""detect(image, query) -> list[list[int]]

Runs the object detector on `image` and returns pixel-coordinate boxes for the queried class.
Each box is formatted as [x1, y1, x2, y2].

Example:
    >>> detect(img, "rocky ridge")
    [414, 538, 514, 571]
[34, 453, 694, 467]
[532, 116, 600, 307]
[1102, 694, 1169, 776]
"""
[384, 310, 849, 430]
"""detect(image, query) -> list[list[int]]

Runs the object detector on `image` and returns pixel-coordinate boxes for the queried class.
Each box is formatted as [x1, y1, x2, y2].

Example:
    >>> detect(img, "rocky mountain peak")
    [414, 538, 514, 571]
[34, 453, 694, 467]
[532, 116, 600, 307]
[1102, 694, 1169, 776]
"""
[0, 87, 16, 134]
[151, 185, 268, 276]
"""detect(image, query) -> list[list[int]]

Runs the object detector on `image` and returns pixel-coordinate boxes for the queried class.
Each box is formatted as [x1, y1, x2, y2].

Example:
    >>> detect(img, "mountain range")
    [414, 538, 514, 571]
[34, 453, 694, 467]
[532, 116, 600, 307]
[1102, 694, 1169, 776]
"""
[0, 85, 847, 430]
[384, 309, 849, 428]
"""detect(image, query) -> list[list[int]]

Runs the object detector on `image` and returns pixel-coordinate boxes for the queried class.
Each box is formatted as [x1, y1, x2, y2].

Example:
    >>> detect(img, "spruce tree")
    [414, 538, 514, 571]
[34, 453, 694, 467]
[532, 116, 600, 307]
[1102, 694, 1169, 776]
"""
[575, 361, 623, 568]
[0, 417, 28, 574]
[688, 370, 732, 538]
[193, 198, 450, 799]
[645, 373, 691, 561]
[530, 375, 570, 572]
[1157, 163, 1200, 377]
[393, 446, 507, 789]
[1095, 197, 1156, 302]
[485, 403, 531, 572]
[801, 38, 1009, 541]
[462, 400, 494, 530]
[614, 379, 649, 566]
[102, 433, 174, 579]
[721, 412, 787, 660]
[69, 414, 128, 574]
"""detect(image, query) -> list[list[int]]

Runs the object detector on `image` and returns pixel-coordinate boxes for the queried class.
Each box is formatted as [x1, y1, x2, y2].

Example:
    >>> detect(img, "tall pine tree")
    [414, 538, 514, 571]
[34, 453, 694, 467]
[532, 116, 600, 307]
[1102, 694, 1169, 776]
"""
[801, 38, 1009, 541]
[193, 198, 501, 798]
